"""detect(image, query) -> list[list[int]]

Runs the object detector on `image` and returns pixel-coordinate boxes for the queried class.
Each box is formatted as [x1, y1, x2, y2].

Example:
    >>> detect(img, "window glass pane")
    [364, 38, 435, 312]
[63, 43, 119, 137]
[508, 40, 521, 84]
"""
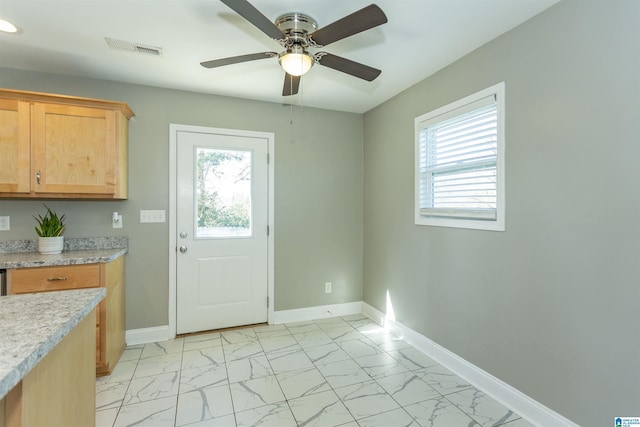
[196, 148, 252, 238]
[429, 108, 497, 169]
[424, 103, 497, 211]
[431, 166, 496, 209]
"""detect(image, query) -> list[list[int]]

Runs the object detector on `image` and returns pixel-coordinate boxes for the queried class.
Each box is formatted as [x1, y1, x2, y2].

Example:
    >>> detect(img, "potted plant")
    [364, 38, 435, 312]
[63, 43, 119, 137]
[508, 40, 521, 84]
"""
[34, 204, 66, 254]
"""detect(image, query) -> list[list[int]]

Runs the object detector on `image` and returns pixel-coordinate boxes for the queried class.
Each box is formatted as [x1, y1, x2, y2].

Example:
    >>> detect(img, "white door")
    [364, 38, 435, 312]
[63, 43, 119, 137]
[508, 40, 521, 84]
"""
[176, 128, 269, 334]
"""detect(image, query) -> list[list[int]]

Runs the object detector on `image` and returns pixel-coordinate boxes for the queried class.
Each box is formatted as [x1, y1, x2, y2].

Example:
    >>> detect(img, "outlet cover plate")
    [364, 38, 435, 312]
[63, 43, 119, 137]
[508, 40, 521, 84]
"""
[112, 214, 123, 229]
[0, 216, 9, 231]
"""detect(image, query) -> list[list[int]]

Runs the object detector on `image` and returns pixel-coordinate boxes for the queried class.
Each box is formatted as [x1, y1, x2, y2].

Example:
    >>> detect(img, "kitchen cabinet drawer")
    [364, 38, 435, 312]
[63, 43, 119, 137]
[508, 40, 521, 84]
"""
[10, 264, 100, 294]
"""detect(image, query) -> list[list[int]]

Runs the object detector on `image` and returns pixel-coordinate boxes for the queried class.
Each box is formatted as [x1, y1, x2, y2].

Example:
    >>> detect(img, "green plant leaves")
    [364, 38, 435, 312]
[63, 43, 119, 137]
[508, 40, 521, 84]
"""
[33, 204, 65, 237]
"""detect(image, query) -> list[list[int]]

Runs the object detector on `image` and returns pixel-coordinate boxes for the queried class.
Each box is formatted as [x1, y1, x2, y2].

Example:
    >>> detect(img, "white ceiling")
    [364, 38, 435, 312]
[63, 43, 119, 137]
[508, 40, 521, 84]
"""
[0, 0, 558, 113]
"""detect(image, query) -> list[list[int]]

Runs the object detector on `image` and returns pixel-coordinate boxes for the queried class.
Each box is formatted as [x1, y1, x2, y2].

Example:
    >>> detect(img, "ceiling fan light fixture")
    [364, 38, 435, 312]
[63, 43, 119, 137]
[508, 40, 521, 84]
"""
[209, 1, 388, 97]
[0, 18, 18, 33]
[279, 47, 314, 76]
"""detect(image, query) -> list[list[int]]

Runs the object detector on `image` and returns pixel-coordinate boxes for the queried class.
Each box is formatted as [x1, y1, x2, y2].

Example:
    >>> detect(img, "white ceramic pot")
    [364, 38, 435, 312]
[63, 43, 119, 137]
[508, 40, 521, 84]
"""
[38, 236, 64, 255]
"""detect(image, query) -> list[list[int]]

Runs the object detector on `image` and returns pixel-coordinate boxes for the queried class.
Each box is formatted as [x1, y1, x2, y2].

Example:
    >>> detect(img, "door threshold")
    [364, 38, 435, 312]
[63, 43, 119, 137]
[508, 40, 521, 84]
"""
[177, 322, 268, 338]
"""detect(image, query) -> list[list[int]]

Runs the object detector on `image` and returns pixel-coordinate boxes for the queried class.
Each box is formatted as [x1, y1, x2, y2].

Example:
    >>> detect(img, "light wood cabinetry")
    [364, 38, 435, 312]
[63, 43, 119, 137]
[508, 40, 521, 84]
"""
[97, 256, 126, 375]
[0, 310, 96, 427]
[8, 264, 100, 293]
[8, 257, 126, 376]
[0, 98, 29, 193]
[0, 89, 134, 199]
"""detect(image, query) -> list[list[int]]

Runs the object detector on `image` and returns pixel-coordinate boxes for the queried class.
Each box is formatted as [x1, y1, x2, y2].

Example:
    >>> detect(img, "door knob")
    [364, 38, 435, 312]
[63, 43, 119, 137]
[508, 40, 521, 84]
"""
[180, 231, 187, 238]
[179, 246, 188, 253]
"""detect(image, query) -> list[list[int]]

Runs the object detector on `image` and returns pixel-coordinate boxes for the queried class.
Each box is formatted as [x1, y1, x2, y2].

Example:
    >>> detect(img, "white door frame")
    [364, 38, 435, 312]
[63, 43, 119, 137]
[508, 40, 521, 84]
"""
[168, 123, 275, 339]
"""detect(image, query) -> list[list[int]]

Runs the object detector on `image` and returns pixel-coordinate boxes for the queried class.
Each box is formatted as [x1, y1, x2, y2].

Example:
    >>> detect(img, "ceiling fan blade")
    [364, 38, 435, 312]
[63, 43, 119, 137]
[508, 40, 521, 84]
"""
[310, 4, 387, 47]
[316, 53, 381, 81]
[282, 73, 300, 96]
[200, 52, 277, 68]
[220, 0, 285, 40]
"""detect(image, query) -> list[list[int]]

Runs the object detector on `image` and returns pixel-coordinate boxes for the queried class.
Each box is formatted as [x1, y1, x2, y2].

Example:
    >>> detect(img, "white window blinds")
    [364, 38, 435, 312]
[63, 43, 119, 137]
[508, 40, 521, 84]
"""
[418, 95, 497, 220]
[415, 82, 505, 231]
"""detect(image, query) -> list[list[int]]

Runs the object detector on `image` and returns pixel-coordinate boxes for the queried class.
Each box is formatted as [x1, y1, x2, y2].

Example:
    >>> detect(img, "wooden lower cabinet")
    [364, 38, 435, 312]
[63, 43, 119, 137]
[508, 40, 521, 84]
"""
[0, 309, 96, 427]
[96, 256, 126, 375]
[8, 264, 100, 293]
[8, 256, 126, 376]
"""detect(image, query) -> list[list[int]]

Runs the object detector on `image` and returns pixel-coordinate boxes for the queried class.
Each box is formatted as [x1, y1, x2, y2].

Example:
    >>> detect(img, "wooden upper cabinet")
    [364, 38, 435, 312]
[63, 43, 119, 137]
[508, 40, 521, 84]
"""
[0, 89, 134, 199]
[32, 103, 118, 195]
[0, 98, 30, 193]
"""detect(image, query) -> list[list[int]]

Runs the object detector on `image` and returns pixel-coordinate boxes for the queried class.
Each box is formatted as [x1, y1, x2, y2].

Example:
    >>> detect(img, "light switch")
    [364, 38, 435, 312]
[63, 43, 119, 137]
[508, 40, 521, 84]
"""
[140, 210, 166, 223]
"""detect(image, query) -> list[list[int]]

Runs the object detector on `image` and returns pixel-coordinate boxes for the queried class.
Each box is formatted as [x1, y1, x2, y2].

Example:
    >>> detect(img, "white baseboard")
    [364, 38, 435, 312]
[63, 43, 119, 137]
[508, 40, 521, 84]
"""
[361, 300, 386, 325]
[272, 301, 363, 324]
[362, 302, 579, 427]
[126, 325, 171, 346]
[126, 302, 362, 345]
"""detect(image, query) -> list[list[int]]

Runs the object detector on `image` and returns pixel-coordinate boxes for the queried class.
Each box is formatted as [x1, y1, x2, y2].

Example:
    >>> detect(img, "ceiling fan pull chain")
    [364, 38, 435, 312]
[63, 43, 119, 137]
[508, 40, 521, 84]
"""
[300, 75, 304, 113]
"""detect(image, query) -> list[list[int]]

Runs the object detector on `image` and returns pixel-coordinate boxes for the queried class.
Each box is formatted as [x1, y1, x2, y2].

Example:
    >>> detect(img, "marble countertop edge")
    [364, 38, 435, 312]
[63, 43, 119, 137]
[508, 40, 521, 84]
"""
[0, 288, 106, 400]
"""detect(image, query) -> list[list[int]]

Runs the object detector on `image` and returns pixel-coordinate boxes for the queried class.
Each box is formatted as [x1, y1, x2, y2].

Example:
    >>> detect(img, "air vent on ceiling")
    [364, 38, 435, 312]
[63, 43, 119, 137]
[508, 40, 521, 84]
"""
[105, 37, 163, 56]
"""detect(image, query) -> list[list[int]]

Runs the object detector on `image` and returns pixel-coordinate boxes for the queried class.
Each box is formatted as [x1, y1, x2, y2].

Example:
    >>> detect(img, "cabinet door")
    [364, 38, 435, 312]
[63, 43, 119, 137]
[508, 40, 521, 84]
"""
[31, 103, 117, 195]
[0, 99, 30, 193]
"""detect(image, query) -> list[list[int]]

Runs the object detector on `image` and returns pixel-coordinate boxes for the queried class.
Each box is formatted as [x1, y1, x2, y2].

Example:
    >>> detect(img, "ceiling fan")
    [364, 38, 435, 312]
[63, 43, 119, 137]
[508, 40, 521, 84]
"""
[201, 0, 388, 96]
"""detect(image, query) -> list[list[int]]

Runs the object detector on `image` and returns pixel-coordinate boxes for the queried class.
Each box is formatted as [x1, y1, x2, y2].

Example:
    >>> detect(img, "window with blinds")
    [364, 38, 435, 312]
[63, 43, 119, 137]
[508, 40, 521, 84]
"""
[415, 82, 505, 231]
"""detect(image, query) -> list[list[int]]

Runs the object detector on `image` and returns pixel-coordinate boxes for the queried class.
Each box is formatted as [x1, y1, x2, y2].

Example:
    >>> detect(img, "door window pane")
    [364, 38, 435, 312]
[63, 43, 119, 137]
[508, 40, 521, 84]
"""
[196, 148, 252, 238]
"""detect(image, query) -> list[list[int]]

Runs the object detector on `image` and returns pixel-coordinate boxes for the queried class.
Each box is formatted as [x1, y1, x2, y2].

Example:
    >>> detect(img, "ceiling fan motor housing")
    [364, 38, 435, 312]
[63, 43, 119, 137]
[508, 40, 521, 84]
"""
[275, 13, 317, 48]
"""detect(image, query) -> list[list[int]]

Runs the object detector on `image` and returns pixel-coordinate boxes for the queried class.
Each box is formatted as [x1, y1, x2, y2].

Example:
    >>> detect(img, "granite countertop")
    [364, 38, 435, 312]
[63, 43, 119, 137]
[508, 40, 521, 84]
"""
[0, 247, 127, 269]
[0, 288, 106, 399]
[0, 236, 128, 269]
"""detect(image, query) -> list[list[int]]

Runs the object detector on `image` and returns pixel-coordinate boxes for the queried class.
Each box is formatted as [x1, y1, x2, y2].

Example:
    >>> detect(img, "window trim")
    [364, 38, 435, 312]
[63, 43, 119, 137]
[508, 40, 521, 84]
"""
[414, 82, 505, 231]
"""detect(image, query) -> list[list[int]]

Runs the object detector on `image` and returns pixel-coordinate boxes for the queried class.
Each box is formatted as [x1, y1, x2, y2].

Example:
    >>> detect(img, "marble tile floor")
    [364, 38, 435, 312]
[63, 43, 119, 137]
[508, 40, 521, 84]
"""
[96, 314, 535, 427]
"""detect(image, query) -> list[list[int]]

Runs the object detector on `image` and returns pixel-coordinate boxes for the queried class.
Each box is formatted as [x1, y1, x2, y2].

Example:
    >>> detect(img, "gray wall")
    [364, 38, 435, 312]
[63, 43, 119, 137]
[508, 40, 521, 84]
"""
[2, 0, 638, 424]
[0, 69, 364, 328]
[363, 1, 639, 426]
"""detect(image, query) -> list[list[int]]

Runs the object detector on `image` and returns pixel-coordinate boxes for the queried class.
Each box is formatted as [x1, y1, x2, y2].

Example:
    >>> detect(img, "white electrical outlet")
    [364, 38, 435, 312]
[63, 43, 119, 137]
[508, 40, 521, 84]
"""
[325, 282, 332, 293]
[0, 216, 9, 231]
[112, 212, 123, 229]
[140, 210, 166, 223]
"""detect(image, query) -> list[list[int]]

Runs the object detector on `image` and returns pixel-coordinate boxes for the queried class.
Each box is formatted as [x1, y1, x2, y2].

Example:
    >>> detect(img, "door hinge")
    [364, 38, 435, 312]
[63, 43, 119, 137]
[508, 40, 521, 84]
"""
[267, 296, 269, 308]
[267, 225, 270, 236]
[267, 153, 270, 164]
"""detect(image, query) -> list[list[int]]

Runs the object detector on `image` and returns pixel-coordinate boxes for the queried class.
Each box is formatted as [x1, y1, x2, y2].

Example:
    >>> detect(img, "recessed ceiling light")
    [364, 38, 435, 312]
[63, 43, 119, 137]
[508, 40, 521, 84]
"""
[0, 19, 17, 33]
